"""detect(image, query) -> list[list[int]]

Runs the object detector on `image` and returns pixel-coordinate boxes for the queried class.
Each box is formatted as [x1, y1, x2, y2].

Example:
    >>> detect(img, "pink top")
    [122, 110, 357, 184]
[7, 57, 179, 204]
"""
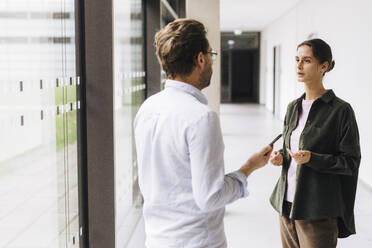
[285, 99, 314, 202]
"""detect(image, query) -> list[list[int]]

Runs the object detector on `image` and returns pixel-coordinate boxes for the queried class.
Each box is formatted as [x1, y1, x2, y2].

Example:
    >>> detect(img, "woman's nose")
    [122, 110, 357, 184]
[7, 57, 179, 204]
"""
[297, 61, 303, 69]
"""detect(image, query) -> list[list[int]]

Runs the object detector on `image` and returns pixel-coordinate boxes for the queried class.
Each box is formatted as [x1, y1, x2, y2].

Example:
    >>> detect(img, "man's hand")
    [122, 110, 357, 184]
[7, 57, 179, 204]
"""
[287, 148, 311, 165]
[239, 146, 273, 177]
[270, 151, 283, 166]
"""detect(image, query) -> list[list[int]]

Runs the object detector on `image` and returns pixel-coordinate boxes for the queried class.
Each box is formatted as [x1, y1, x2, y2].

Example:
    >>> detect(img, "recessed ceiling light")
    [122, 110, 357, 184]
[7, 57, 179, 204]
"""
[234, 29, 243, 35]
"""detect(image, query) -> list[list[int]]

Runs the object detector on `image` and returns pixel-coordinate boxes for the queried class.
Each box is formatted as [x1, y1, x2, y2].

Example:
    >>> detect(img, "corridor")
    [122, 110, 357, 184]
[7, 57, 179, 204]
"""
[2, 0, 372, 246]
[129, 104, 372, 248]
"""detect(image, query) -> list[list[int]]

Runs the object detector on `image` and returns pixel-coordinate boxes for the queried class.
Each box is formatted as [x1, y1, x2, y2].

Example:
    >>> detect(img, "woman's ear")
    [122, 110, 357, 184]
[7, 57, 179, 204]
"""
[322, 61, 329, 72]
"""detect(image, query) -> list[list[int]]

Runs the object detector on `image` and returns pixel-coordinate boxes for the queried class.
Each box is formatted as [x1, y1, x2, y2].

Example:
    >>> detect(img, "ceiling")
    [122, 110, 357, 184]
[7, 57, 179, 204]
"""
[220, 0, 302, 31]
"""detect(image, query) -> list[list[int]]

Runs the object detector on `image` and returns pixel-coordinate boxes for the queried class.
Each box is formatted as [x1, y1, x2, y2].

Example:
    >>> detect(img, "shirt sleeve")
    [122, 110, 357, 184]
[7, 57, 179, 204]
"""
[226, 171, 249, 197]
[187, 110, 248, 212]
[305, 104, 361, 175]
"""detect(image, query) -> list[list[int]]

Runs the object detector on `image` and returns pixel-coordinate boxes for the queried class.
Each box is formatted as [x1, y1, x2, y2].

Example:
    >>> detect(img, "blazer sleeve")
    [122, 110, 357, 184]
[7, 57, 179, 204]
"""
[305, 104, 361, 175]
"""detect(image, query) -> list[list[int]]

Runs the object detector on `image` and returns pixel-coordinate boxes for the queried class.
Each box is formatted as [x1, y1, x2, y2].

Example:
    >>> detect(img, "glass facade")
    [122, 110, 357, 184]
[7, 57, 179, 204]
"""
[159, 1, 178, 90]
[113, 0, 145, 247]
[0, 0, 80, 247]
[0, 0, 174, 246]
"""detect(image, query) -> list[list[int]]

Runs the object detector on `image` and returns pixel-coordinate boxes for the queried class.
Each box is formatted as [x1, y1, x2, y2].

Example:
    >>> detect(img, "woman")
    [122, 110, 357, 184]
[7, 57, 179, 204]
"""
[270, 38, 361, 248]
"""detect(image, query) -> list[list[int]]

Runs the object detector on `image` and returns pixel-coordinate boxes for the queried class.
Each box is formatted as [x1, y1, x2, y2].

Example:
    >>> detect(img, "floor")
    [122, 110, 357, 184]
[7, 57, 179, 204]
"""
[128, 103, 372, 248]
[0, 143, 80, 248]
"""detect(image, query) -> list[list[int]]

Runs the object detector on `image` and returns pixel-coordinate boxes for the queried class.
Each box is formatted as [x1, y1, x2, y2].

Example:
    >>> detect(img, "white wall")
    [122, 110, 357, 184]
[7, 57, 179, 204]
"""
[261, 0, 372, 187]
[187, 0, 221, 114]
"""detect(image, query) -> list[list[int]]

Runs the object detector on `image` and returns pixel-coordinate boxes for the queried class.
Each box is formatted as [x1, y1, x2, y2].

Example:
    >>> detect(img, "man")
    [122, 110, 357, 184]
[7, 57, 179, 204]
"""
[134, 18, 272, 248]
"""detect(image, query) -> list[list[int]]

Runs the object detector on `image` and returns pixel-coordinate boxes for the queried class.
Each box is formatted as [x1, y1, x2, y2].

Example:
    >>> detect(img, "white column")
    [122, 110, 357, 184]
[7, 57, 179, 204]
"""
[186, 0, 221, 114]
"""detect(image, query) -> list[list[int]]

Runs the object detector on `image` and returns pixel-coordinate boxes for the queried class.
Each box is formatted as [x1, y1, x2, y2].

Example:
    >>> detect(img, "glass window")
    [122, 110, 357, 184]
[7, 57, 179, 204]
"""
[113, 0, 145, 246]
[0, 0, 80, 247]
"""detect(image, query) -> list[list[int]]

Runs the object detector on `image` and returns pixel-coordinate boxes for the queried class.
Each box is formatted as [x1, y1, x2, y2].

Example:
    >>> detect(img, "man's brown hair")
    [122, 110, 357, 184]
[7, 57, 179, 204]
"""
[154, 18, 209, 79]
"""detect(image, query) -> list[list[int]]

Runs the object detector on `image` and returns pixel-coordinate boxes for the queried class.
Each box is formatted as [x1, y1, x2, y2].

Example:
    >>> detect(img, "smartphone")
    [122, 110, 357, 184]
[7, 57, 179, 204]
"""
[264, 134, 282, 156]
[269, 134, 282, 147]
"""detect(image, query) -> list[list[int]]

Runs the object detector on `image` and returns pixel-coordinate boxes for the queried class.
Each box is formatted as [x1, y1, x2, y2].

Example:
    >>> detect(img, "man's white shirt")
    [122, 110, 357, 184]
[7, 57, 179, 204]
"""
[134, 79, 249, 248]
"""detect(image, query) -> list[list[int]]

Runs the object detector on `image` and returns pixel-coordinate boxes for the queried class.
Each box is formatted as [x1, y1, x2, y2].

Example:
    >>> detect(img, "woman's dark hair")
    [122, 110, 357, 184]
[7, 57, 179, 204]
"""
[154, 18, 209, 79]
[297, 38, 335, 75]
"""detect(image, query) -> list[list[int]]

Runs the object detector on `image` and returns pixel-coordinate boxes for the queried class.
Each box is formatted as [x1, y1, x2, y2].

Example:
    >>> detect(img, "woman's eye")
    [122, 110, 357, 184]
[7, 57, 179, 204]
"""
[305, 60, 311, 63]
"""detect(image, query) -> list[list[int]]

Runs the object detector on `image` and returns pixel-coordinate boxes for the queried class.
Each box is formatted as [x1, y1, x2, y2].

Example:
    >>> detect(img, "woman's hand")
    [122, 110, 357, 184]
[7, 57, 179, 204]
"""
[270, 151, 283, 166]
[287, 148, 311, 165]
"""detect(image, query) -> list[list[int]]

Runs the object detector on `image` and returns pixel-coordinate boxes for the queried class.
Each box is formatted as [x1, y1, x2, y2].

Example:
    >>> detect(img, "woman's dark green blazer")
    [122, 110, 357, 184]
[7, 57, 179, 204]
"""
[270, 90, 361, 238]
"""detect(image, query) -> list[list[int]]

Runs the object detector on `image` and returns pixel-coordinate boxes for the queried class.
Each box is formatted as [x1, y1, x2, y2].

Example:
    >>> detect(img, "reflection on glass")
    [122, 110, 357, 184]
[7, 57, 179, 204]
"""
[113, 0, 146, 246]
[0, 1, 80, 247]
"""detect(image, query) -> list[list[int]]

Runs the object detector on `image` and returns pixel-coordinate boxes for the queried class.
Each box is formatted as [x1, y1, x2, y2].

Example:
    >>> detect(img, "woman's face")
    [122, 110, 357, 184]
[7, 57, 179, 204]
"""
[296, 45, 326, 83]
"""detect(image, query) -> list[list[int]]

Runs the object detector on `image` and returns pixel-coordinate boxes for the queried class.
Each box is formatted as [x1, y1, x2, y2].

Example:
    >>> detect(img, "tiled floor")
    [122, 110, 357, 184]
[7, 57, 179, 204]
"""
[128, 103, 372, 248]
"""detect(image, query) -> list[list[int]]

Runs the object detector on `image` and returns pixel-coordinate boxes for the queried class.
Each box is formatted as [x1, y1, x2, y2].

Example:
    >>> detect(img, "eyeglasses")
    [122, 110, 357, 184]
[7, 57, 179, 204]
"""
[207, 50, 218, 61]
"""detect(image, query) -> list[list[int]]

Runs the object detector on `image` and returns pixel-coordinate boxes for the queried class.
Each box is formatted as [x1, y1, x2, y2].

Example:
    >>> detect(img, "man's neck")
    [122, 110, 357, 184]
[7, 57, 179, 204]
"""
[173, 74, 201, 90]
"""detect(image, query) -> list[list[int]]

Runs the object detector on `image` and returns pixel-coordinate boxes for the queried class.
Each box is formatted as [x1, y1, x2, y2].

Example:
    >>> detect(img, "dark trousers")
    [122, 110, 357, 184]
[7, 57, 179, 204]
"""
[279, 201, 338, 248]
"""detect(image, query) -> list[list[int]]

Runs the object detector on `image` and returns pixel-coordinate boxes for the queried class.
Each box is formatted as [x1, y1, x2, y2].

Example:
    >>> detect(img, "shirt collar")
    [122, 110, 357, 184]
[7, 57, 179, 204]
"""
[297, 89, 335, 105]
[164, 79, 208, 105]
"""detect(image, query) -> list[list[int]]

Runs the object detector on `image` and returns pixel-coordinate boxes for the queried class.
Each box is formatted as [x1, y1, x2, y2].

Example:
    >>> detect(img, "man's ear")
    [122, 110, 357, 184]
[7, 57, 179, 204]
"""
[196, 52, 205, 69]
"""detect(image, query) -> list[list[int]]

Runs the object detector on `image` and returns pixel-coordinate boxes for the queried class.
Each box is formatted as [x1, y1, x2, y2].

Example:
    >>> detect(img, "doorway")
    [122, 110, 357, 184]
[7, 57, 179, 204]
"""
[273, 45, 281, 117]
[221, 32, 260, 103]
